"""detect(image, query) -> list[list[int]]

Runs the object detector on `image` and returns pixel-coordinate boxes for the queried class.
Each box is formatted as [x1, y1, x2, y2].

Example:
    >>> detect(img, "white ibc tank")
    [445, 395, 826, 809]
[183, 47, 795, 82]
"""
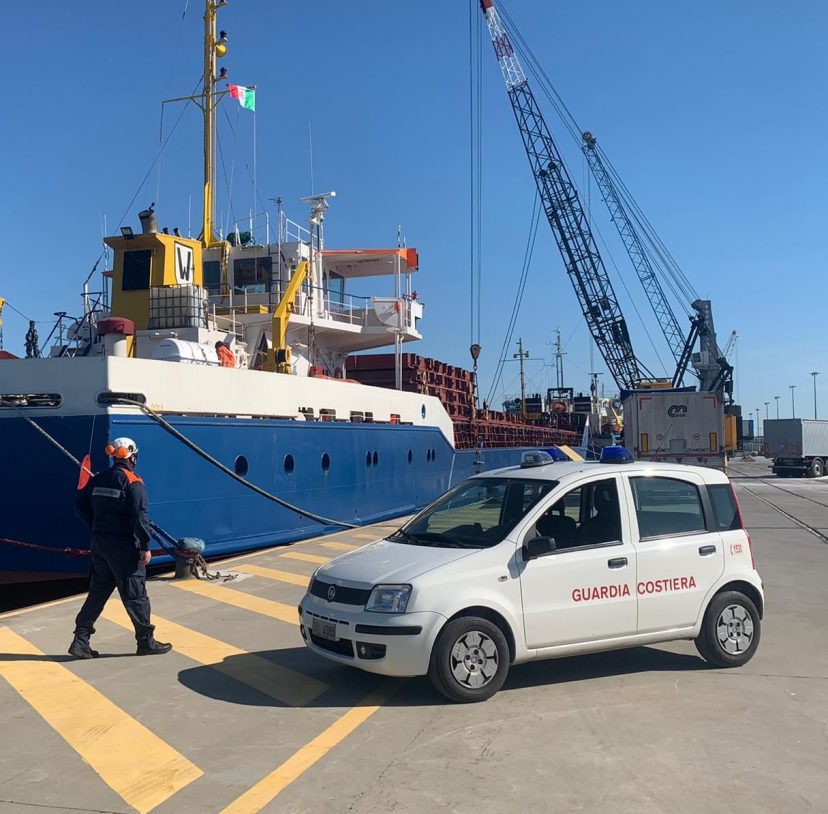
[152, 338, 220, 366]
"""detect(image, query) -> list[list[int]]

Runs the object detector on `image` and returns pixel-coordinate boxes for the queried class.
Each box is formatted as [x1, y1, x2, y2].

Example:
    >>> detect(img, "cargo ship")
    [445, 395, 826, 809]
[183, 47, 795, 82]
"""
[0, 0, 577, 584]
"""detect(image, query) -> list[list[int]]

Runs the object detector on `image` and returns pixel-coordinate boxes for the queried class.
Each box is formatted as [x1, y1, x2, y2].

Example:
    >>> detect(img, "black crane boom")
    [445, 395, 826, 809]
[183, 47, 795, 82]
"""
[480, 0, 642, 389]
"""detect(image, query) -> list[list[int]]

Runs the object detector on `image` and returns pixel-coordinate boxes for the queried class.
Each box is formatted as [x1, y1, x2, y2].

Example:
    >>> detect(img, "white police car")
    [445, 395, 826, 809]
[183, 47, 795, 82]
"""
[299, 449, 763, 702]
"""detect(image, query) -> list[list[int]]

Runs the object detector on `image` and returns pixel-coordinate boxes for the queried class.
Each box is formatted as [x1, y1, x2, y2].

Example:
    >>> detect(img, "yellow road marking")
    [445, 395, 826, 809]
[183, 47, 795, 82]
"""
[219, 681, 402, 814]
[0, 593, 82, 621]
[0, 627, 202, 814]
[351, 532, 381, 540]
[233, 563, 311, 587]
[322, 542, 359, 552]
[280, 551, 330, 565]
[101, 604, 326, 707]
[169, 579, 298, 625]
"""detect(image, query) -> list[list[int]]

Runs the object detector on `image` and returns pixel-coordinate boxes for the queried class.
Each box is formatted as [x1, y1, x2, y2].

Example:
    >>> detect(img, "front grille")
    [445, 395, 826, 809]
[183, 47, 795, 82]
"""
[310, 633, 354, 657]
[310, 578, 371, 606]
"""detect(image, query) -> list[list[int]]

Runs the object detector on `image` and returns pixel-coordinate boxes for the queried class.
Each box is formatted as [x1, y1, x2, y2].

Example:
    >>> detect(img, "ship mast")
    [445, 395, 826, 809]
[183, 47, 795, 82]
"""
[202, 0, 228, 248]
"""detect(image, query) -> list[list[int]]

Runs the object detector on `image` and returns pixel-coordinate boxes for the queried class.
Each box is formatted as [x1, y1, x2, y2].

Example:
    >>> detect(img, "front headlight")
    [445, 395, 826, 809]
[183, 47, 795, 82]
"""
[365, 584, 412, 613]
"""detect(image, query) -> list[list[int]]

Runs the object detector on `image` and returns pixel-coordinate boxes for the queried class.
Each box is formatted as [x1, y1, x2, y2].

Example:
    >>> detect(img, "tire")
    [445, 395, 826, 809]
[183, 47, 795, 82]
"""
[695, 590, 761, 668]
[428, 616, 510, 703]
[808, 458, 824, 478]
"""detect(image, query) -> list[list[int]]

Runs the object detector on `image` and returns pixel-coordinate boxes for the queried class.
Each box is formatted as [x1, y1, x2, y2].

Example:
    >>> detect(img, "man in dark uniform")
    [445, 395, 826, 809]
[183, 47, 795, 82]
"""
[69, 437, 172, 658]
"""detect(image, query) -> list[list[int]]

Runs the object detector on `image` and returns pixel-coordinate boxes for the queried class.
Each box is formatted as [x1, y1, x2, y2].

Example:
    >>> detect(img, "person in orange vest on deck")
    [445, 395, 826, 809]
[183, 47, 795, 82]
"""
[215, 340, 235, 368]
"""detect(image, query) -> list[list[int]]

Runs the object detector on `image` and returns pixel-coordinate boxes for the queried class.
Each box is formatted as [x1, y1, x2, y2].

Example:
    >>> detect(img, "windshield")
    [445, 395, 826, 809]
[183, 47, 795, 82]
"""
[391, 477, 557, 549]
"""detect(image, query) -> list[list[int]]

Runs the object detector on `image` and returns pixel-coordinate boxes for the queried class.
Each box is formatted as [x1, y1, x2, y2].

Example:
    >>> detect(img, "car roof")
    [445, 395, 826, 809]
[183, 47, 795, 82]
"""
[471, 460, 731, 484]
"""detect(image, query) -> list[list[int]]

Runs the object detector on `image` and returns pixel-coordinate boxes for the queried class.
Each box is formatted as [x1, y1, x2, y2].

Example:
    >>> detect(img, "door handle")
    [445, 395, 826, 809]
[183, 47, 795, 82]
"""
[698, 545, 717, 556]
[607, 557, 627, 569]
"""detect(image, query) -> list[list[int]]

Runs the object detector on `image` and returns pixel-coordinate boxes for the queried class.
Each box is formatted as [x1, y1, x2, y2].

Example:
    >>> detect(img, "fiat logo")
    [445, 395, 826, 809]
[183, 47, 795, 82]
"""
[327, 585, 336, 601]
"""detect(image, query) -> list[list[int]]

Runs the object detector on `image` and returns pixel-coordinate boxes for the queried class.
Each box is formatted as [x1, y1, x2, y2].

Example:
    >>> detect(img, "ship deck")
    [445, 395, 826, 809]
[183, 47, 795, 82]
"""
[1, 459, 826, 813]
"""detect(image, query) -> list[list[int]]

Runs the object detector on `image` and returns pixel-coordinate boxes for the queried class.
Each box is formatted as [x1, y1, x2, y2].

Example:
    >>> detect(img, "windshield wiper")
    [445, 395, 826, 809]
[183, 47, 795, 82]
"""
[408, 532, 482, 549]
[388, 528, 420, 545]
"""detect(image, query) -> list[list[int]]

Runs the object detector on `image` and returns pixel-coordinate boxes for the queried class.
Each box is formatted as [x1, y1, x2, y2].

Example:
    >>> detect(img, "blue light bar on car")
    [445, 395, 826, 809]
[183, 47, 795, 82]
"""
[541, 447, 570, 462]
[520, 450, 555, 468]
[600, 446, 634, 464]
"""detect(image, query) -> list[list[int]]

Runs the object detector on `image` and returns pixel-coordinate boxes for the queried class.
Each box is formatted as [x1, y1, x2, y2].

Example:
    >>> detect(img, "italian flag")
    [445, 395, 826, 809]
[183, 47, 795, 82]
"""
[228, 83, 255, 111]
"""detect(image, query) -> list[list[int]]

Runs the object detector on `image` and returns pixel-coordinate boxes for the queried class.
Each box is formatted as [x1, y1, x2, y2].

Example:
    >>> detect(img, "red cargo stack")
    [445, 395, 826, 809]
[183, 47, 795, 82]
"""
[346, 354, 579, 450]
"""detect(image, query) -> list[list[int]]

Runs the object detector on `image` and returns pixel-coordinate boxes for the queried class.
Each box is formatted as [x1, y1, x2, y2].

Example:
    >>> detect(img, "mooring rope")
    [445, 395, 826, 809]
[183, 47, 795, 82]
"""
[112, 397, 357, 528]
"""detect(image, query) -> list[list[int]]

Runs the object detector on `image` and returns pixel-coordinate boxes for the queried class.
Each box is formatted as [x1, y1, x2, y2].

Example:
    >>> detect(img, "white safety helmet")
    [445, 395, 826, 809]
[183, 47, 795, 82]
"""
[105, 437, 139, 460]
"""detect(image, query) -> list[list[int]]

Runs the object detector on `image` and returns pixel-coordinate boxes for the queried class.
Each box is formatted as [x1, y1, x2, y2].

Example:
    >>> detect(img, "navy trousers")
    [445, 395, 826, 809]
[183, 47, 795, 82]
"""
[74, 534, 155, 645]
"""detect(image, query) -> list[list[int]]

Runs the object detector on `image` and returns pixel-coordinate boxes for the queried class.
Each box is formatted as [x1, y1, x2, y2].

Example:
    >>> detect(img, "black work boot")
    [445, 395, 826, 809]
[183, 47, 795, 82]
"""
[68, 638, 99, 659]
[136, 639, 172, 656]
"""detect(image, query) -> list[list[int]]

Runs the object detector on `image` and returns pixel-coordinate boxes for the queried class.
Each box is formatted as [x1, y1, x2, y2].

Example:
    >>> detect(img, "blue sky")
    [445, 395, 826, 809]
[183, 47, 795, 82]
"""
[3, 1, 827, 427]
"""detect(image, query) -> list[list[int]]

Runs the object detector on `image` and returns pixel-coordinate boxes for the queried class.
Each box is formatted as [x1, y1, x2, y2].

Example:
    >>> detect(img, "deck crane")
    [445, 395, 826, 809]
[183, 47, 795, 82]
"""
[478, 0, 645, 391]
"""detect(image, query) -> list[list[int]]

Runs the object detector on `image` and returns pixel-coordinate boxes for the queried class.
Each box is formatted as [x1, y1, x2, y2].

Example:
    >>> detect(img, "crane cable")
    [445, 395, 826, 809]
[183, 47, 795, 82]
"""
[486, 193, 541, 406]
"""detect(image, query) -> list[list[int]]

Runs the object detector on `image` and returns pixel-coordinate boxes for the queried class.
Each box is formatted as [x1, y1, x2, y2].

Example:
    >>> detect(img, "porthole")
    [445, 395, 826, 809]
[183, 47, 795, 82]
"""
[407, 449, 413, 464]
[431, 448, 436, 462]
[421, 404, 427, 418]
[372, 450, 379, 467]
[427, 449, 432, 462]
[321, 452, 331, 473]
[234, 455, 249, 476]
[366, 451, 373, 468]
[284, 454, 295, 474]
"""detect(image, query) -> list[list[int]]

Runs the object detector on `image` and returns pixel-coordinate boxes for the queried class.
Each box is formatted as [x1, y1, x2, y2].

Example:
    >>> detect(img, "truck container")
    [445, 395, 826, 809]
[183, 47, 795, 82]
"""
[763, 419, 828, 478]
[622, 389, 726, 469]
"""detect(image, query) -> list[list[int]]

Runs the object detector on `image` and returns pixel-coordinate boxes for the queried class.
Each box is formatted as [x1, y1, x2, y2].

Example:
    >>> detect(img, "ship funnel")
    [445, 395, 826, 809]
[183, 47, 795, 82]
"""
[138, 205, 158, 234]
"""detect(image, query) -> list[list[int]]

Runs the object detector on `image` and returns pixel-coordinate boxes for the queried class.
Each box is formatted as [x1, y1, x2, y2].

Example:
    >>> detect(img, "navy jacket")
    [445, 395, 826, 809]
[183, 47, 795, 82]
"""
[76, 462, 152, 550]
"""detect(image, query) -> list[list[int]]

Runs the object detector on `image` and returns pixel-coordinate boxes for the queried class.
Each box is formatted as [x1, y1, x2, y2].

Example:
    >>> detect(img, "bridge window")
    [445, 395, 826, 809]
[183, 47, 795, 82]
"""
[233, 256, 272, 294]
[203, 260, 221, 295]
[122, 250, 152, 291]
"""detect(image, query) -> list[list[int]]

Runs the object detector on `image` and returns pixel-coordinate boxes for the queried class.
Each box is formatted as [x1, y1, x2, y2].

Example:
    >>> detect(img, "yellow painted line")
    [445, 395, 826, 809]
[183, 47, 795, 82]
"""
[169, 579, 298, 625]
[351, 532, 381, 540]
[0, 593, 82, 621]
[233, 563, 311, 588]
[322, 542, 359, 552]
[101, 604, 326, 707]
[280, 551, 330, 565]
[0, 627, 202, 814]
[219, 681, 402, 814]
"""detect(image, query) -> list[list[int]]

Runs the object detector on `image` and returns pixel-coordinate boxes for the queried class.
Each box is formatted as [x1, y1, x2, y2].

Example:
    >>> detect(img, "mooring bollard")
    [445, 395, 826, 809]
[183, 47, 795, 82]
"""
[174, 559, 193, 580]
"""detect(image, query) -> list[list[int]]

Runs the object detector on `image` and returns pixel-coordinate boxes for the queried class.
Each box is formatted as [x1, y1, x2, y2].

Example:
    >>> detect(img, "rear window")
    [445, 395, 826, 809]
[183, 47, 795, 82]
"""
[708, 484, 742, 531]
[630, 477, 707, 538]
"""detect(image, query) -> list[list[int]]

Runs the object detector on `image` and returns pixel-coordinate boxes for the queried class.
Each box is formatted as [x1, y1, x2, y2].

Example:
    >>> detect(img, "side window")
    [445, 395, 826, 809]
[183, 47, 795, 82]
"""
[708, 484, 742, 531]
[631, 477, 707, 539]
[535, 478, 621, 549]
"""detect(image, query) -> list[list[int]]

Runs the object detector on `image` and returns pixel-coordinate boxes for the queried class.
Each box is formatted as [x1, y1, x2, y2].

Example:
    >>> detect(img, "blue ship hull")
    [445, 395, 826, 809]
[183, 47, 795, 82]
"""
[0, 413, 532, 584]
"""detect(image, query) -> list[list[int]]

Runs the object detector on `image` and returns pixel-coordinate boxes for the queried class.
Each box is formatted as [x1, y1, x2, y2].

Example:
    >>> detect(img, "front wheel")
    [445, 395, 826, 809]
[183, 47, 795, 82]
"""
[695, 590, 761, 668]
[428, 616, 510, 703]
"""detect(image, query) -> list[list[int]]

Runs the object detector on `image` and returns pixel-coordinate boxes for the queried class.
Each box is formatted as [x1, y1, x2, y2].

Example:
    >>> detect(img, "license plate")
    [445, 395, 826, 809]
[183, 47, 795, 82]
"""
[312, 617, 338, 641]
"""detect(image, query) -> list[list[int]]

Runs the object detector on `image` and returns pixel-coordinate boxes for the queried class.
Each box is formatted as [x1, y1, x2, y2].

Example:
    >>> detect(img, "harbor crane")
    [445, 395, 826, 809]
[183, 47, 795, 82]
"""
[480, 0, 733, 401]
[478, 0, 645, 391]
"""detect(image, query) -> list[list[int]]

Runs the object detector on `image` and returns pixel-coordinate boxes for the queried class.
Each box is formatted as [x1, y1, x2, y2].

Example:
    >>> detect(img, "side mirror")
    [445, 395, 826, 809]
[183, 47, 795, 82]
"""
[523, 536, 556, 561]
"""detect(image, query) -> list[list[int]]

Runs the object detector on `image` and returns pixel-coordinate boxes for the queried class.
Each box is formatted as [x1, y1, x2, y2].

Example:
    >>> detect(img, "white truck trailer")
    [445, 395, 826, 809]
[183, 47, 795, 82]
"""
[622, 389, 727, 469]
[764, 419, 828, 478]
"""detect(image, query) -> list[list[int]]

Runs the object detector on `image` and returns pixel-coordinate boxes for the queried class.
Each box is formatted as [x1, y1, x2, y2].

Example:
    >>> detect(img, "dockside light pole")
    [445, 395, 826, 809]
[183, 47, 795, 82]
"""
[774, 395, 780, 419]
[811, 371, 820, 419]
[790, 385, 797, 418]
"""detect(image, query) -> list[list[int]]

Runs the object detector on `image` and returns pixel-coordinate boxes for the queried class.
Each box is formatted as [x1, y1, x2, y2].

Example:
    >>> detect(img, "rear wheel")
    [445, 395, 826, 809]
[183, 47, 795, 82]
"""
[695, 590, 761, 668]
[428, 616, 510, 703]
[808, 458, 824, 478]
